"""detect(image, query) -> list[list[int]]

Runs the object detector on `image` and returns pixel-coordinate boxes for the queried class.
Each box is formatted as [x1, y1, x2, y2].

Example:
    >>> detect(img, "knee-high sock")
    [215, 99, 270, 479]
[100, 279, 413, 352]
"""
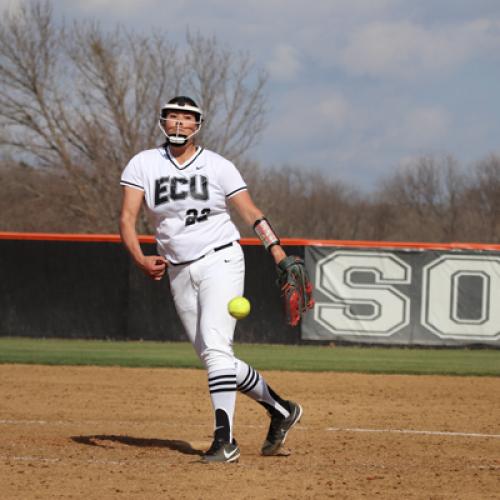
[235, 359, 290, 418]
[208, 368, 237, 442]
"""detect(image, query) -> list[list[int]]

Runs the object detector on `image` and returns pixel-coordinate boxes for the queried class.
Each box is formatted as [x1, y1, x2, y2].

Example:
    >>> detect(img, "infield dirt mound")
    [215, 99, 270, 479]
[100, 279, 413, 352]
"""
[1, 365, 499, 499]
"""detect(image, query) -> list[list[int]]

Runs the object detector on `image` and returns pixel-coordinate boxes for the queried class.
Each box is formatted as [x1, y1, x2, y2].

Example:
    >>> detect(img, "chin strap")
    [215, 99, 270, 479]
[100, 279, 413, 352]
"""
[158, 119, 203, 146]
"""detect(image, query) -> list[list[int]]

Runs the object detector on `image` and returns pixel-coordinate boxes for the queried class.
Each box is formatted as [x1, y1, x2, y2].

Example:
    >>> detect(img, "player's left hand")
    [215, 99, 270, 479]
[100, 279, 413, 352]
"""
[276, 255, 314, 326]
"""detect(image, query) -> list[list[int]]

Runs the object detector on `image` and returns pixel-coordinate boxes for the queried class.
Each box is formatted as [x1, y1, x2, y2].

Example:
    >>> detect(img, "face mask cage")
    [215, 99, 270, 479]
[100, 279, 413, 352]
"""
[158, 102, 204, 145]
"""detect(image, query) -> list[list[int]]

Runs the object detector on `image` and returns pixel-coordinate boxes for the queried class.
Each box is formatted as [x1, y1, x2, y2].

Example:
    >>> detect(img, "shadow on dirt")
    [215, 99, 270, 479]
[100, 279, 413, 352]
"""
[70, 435, 203, 456]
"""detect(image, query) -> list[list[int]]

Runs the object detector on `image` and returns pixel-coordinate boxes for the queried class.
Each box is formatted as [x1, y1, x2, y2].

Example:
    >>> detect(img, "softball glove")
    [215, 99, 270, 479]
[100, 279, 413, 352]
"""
[276, 255, 314, 326]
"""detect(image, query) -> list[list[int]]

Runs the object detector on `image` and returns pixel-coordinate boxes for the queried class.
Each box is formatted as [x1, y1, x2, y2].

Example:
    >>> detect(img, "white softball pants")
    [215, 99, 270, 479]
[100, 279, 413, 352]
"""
[167, 242, 245, 371]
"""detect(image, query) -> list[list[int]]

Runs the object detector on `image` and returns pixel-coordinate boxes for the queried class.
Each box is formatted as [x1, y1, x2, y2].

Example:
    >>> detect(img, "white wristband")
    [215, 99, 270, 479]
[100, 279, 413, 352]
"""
[253, 217, 280, 250]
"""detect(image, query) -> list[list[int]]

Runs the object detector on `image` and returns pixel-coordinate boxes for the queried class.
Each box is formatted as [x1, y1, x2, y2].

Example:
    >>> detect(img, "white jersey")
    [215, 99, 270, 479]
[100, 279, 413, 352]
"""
[120, 146, 247, 264]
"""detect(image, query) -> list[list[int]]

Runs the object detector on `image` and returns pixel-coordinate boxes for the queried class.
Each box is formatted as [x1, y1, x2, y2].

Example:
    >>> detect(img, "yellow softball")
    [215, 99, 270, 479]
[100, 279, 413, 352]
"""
[228, 296, 251, 319]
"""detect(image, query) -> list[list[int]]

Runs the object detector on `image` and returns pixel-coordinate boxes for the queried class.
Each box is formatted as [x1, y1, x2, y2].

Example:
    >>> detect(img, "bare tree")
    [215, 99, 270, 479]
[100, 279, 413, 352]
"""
[376, 155, 467, 241]
[4, 148, 500, 243]
[1, 3, 497, 246]
[358, 199, 396, 241]
[0, 1, 267, 232]
[233, 163, 362, 239]
[185, 32, 267, 161]
[0, 159, 89, 232]
[464, 155, 500, 242]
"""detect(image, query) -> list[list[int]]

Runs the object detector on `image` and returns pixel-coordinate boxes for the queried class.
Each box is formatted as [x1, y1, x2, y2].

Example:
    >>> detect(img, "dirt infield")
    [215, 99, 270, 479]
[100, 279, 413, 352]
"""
[1, 365, 499, 499]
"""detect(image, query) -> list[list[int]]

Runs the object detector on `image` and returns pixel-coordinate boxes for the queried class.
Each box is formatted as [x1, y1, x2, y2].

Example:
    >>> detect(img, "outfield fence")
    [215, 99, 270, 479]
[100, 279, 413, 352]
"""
[1, 232, 499, 347]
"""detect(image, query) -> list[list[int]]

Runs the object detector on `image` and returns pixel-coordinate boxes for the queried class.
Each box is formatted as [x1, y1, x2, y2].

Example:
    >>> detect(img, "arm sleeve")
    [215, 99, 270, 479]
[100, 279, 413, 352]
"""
[218, 160, 248, 199]
[120, 156, 145, 191]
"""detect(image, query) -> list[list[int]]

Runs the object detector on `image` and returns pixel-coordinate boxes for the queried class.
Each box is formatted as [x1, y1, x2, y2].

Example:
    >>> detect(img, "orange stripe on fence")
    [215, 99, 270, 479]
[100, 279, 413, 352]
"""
[0, 232, 125, 243]
[1, 231, 500, 251]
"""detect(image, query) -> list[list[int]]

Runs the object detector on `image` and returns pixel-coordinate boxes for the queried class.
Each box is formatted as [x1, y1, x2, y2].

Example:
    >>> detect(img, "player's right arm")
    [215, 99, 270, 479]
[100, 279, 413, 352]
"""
[119, 186, 167, 281]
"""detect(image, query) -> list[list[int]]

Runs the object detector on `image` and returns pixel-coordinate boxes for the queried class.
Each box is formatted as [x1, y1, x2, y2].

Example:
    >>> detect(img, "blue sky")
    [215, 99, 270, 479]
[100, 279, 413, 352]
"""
[2, 0, 500, 190]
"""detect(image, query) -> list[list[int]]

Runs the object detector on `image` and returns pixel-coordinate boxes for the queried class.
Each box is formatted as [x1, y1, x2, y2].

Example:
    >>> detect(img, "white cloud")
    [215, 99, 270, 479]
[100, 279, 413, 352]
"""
[351, 104, 450, 157]
[317, 94, 351, 128]
[269, 88, 352, 143]
[259, 87, 455, 189]
[404, 107, 449, 146]
[75, 0, 157, 13]
[2, 0, 500, 189]
[266, 44, 301, 81]
[335, 19, 500, 79]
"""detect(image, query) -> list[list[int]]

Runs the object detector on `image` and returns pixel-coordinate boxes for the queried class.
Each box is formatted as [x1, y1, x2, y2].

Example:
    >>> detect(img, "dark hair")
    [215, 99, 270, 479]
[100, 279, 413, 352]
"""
[167, 96, 199, 107]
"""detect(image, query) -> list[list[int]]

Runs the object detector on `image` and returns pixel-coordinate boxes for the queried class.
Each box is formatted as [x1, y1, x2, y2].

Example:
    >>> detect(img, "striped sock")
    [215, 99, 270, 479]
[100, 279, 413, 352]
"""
[207, 368, 237, 442]
[235, 359, 290, 418]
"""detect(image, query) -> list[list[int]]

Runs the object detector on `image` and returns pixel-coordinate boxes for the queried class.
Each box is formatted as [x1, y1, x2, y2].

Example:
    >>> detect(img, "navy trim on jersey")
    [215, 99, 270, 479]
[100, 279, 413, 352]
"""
[226, 186, 248, 199]
[165, 146, 204, 170]
[120, 180, 144, 190]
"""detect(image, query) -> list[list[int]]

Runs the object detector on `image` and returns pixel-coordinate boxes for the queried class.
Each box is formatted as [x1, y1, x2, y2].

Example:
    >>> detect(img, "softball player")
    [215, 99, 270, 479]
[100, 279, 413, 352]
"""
[119, 96, 302, 463]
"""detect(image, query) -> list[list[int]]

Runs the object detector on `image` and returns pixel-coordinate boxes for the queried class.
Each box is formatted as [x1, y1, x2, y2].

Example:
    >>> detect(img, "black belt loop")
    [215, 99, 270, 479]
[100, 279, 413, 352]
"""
[171, 241, 236, 266]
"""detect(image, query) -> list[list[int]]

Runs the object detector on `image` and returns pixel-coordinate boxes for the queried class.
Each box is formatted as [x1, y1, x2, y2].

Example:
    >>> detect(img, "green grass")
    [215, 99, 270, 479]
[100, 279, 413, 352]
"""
[0, 337, 202, 368]
[0, 337, 499, 376]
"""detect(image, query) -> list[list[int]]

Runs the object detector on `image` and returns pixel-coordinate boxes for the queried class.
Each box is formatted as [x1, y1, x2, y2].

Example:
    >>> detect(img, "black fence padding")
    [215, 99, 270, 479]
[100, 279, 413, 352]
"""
[237, 245, 304, 344]
[0, 239, 302, 344]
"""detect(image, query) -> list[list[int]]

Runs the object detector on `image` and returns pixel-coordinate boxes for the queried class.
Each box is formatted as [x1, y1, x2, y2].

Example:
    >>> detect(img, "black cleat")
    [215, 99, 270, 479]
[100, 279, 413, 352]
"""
[202, 438, 240, 463]
[261, 401, 303, 456]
